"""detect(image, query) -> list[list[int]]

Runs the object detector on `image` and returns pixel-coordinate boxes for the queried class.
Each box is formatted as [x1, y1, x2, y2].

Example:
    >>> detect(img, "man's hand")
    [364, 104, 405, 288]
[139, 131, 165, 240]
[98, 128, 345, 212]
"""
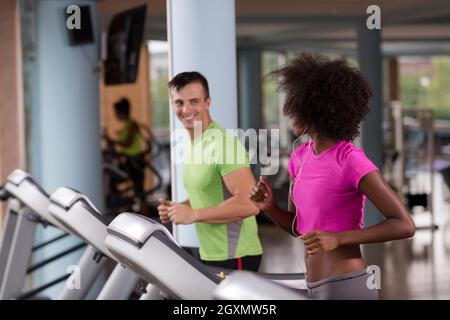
[301, 231, 340, 255]
[167, 204, 198, 225]
[158, 198, 174, 224]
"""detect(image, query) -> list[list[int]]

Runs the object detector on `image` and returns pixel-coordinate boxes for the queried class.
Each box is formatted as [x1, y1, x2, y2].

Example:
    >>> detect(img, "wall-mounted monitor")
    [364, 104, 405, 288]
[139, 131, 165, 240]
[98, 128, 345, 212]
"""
[104, 5, 147, 85]
[66, 5, 94, 46]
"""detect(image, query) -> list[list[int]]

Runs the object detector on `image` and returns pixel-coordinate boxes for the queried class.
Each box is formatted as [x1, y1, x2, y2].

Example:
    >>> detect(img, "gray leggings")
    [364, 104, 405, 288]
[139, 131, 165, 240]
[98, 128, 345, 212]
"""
[306, 269, 379, 300]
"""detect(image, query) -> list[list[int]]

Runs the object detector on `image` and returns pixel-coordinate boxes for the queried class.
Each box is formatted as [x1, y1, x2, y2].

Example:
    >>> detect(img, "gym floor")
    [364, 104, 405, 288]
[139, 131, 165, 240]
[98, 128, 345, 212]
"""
[258, 172, 450, 299]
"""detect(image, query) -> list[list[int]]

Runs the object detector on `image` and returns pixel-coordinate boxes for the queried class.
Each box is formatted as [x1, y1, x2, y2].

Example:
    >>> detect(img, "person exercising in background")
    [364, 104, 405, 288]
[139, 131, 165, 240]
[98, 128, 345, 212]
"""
[250, 53, 416, 299]
[158, 72, 263, 272]
[104, 98, 145, 198]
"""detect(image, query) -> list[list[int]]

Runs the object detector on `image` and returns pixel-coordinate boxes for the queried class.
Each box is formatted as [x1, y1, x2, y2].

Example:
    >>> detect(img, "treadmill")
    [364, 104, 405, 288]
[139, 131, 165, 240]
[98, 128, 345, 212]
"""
[104, 212, 309, 300]
[0, 169, 73, 299]
[213, 271, 310, 300]
[48, 187, 141, 300]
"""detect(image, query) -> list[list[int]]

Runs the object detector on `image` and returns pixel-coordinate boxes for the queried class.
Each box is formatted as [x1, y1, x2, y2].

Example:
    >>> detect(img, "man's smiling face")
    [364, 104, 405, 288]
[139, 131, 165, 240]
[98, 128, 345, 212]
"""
[171, 82, 211, 131]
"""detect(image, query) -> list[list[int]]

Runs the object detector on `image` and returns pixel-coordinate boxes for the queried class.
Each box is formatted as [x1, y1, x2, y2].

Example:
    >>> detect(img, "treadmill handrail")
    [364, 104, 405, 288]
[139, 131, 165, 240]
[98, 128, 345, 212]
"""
[107, 212, 178, 249]
[106, 213, 222, 285]
[152, 232, 222, 285]
[49, 187, 110, 226]
[213, 271, 310, 300]
[50, 187, 99, 212]
[7, 169, 49, 197]
[205, 265, 306, 280]
[0, 184, 10, 201]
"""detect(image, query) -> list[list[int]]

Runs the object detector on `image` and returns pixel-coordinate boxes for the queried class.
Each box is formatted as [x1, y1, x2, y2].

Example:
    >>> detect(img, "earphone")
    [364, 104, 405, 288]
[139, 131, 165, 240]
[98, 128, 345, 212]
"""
[289, 127, 312, 274]
[289, 127, 312, 236]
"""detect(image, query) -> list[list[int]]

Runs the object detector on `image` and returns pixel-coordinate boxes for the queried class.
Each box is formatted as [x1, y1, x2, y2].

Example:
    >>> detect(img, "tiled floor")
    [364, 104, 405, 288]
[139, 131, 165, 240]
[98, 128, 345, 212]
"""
[257, 172, 450, 299]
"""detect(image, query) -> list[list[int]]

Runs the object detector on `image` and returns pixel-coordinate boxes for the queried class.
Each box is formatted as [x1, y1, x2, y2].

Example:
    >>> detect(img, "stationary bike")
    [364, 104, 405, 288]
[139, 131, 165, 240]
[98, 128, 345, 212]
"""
[101, 123, 163, 218]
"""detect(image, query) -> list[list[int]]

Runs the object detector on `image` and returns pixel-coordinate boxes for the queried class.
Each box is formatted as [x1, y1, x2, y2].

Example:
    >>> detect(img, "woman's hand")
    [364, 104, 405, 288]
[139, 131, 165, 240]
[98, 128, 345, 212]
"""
[249, 176, 275, 211]
[301, 231, 341, 255]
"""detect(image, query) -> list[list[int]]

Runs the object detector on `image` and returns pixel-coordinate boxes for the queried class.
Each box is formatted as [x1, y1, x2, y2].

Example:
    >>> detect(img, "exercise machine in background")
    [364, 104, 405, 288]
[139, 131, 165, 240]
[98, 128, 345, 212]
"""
[101, 123, 164, 219]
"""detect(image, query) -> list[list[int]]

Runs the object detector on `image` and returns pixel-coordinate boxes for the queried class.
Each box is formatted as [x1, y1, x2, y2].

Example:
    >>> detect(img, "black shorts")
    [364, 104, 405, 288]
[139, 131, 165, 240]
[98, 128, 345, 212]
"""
[201, 254, 262, 272]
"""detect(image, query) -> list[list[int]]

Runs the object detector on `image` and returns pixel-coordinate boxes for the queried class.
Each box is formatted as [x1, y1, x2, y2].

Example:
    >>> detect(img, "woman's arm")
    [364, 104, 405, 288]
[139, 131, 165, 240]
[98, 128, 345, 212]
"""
[250, 177, 297, 236]
[338, 170, 416, 244]
[302, 171, 416, 254]
[264, 201, 297, 237]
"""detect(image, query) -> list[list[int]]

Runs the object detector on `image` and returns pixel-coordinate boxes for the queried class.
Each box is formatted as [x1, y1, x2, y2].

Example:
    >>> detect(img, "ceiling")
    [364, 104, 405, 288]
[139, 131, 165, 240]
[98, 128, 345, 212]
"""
[98, 0, 450, 56]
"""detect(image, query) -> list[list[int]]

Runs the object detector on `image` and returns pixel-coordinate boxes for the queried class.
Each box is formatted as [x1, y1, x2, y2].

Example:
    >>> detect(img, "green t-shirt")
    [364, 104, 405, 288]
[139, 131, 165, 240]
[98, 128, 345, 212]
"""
[183, 121, 263, 261]
[117, 119, 143, 156]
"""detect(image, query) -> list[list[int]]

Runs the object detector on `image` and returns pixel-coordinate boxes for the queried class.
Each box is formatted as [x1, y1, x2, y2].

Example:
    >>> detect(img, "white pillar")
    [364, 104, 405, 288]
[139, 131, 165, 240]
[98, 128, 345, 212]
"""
[36, 0, 102, 204]
[167, 0, 237, 246]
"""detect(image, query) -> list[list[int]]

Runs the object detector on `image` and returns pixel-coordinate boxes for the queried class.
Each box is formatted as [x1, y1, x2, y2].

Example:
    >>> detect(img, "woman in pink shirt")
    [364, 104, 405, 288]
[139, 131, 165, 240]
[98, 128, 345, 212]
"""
[250, 53, 415, 299]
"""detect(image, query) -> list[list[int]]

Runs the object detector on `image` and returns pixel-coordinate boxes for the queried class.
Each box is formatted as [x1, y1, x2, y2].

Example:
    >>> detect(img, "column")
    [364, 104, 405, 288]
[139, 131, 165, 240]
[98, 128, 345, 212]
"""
[167, 0, 237, 246]
[25, 0, 102, 298]
[357, 20, 385, 271]
[357, 22, 384, 227]
[238, 47, 262, 131]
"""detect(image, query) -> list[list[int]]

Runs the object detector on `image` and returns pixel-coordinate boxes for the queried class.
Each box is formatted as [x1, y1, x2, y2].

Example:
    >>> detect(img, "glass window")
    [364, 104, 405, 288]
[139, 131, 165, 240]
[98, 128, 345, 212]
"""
[148, 41, 170, 137]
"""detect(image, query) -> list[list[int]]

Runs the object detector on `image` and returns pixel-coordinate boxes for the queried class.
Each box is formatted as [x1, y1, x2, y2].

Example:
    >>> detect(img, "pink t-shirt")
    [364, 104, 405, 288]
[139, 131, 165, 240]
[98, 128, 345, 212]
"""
[288, 140, 379, 235]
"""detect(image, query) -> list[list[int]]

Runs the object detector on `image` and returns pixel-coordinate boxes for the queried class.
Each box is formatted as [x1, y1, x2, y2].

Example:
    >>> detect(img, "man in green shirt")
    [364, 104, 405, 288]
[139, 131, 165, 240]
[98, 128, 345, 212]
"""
[158, 72, 263, 271]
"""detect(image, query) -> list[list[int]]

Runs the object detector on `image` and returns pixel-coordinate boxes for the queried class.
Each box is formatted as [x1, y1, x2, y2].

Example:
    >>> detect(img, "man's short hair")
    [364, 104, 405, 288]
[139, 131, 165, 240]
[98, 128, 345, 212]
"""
[168, 71, 210, 98]
[114, 98, 130, 118]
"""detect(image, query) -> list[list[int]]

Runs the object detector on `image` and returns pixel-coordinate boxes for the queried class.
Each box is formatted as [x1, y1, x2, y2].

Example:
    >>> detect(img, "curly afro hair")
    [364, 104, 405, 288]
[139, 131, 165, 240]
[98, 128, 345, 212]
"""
[273, 53, 372, 141]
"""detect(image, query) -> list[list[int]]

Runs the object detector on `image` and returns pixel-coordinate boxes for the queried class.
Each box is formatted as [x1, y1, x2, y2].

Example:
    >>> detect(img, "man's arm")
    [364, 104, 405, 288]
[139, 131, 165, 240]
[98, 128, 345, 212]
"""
[177, 199, 190, 206]
[196, 167, 260, 223]
[167, 167, 260, 224]
[158, 198, 190, 224]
